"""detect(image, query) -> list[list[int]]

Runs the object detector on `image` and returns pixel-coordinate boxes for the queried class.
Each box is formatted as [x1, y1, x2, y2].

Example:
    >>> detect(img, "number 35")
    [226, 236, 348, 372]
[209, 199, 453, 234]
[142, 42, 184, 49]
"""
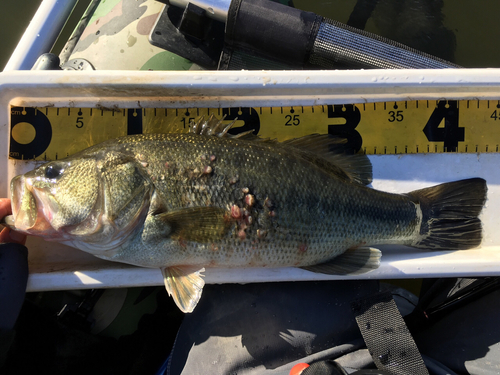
[388, 110, 404, 122]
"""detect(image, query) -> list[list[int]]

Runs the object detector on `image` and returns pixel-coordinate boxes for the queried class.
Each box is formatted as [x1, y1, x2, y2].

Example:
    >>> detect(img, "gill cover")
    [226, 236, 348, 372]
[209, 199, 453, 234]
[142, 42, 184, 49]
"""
[10, 150, 152, 248]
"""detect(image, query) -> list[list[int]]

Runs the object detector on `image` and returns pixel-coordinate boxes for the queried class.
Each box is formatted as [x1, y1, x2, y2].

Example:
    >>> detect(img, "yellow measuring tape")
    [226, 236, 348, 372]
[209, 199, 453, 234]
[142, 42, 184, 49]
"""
[9, 99, 500, 161]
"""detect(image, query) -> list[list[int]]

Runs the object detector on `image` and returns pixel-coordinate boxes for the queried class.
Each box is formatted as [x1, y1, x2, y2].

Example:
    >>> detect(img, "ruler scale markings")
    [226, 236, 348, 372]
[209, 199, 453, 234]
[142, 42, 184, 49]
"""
[9, 100, 500, 161]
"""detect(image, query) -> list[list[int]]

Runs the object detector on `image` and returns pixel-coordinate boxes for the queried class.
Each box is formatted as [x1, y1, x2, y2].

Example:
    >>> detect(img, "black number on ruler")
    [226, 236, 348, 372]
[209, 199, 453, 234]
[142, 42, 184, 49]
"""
[490, 109, 500, 120]
[10, 107, 52, 160]
[285, 114, 300, 126]
[127, 109, 143, 135]
[388, 110, 404, 122]
[222, 108, 260, 135]
[327, 105, 362, 153]
[181, 117, 195, 128]
[423, 101, 464, 152]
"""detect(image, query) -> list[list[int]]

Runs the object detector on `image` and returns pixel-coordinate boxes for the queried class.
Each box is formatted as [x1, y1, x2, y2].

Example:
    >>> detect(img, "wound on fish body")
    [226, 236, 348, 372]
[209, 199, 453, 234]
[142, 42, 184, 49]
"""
[3, 115, 488, 313]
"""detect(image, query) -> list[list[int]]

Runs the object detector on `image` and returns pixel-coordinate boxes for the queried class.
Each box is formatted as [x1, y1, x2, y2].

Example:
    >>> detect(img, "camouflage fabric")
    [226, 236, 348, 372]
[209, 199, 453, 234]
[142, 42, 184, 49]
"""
[67, 0, 200, 70]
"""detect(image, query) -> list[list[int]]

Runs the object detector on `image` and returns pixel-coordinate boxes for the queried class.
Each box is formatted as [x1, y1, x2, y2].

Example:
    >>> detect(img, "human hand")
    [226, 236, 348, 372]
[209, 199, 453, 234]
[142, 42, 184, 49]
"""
[0, 198, 26, 245]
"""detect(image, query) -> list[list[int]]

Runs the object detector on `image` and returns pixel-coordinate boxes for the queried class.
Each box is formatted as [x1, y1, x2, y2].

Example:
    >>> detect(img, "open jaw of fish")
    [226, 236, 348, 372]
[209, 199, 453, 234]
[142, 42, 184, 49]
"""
[3, 116, 487, 313]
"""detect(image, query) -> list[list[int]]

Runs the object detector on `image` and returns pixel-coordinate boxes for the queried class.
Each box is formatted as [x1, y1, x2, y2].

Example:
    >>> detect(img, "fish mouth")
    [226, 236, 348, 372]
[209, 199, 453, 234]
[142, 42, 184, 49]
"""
[9, 175, 60, 237]
[10, 175, 36, 230]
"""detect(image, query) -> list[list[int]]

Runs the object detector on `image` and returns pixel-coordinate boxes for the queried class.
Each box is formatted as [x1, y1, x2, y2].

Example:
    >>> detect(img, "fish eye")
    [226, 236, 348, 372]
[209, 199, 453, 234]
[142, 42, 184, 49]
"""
[45, 163, 65, 179]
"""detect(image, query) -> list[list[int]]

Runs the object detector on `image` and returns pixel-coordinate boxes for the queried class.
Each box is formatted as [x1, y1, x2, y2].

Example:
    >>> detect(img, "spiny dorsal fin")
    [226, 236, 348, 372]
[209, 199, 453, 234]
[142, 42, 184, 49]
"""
[190, 115, 277, 143]
[283, 134, 372, 185]
[190, 115, 242, 138]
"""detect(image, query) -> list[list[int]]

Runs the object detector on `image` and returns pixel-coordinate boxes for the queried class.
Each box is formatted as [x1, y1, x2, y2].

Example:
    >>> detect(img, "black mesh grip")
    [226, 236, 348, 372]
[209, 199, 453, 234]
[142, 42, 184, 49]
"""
[310, 18, 461, 69]
[352, 292, 429, 375]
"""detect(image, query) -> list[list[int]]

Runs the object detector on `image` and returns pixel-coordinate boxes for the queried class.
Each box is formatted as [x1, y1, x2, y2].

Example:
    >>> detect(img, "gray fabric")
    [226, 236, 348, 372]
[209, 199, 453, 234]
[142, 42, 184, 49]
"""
[167, 279, 500, 375]
[168, 281, 379, 375]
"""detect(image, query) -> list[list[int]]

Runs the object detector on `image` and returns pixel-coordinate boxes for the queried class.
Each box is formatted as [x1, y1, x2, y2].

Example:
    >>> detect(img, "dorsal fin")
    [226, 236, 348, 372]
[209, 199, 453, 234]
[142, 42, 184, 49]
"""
[190, 115, 279, 143]
[190, 115, 248, 139]
[283, 134, 373, 185]
[189, 117, 372, 185]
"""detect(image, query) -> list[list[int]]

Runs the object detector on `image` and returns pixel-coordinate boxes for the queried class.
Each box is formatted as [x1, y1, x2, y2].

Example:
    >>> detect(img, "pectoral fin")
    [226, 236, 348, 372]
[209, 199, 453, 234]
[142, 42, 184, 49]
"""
[156, 206, 231, 242]
[301, 247, 381, 275]
[162, 266, 205, 313]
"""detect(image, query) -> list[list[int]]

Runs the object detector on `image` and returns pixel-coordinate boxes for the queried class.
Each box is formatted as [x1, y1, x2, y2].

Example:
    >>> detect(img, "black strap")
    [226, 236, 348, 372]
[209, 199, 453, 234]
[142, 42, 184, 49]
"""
[352, 292, 429, 375]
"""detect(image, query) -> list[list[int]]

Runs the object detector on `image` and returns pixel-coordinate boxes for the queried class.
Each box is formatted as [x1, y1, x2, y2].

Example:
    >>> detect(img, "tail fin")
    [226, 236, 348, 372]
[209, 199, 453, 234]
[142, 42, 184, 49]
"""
[407, 178, 487, 250]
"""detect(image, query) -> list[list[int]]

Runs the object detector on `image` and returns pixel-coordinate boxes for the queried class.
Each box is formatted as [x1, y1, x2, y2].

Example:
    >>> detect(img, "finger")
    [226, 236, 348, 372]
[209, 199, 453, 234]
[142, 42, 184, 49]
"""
[0, 198, 12, 219]
[0, 227, 27, 246]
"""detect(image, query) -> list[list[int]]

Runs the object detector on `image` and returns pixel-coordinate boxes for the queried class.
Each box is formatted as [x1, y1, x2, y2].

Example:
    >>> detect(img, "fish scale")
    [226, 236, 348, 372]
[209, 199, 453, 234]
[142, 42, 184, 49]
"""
[107, 133, 418, 268]
[5, 117, 487, 312]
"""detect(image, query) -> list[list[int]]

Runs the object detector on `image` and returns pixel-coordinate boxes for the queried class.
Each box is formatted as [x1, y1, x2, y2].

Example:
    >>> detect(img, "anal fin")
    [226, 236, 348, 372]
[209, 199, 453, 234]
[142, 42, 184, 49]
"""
[161, 266, 205, 313]
[301, 247, 381, 275]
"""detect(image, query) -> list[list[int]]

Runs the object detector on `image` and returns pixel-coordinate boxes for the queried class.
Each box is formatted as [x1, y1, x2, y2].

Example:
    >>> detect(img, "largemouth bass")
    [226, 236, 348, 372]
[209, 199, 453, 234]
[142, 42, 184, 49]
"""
[3, 117, 487, 312]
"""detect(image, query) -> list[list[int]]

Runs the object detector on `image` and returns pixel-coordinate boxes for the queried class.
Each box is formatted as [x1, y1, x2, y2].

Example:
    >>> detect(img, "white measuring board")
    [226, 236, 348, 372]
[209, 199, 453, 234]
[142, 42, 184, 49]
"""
[0, 69, 499, 291]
